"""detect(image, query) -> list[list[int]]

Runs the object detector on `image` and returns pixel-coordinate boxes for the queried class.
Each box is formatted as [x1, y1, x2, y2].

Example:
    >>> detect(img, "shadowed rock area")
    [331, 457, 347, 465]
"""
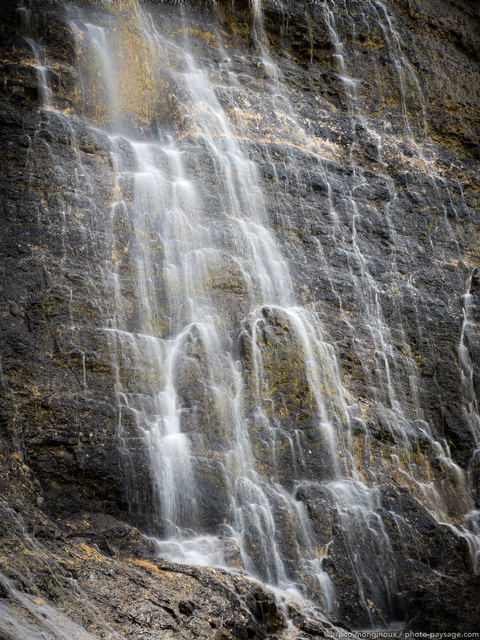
[1, 0, 480, 637]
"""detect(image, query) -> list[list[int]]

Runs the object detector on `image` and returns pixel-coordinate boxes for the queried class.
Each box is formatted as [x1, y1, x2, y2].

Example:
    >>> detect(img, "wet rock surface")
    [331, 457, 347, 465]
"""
[1, 453, 343, 640]
[1, 0, 480, 635]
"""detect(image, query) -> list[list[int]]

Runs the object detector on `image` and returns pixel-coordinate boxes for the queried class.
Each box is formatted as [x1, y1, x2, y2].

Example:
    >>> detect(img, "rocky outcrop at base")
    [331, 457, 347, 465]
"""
[0, 453, 347, 640]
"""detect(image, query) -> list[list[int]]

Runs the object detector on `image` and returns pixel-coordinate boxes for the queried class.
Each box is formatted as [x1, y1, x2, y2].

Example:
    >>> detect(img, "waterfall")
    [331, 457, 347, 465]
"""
[17, 0, 480, 630]
[64, 0, 343, 606]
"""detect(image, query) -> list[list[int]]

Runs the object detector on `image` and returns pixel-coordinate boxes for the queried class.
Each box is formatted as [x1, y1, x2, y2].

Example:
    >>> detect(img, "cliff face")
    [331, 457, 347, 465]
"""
[1, 0, 480, 637]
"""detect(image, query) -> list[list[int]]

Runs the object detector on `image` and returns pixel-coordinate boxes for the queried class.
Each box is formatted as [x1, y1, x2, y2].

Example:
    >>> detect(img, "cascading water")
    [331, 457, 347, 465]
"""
[307, 0, 480, 558]
[63, 0, 359, 612]
[16, 0, 480, 631]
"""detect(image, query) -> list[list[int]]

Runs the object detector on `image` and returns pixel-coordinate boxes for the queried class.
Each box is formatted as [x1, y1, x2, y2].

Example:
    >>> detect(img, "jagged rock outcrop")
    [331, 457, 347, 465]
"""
[1, 0, 480, 637]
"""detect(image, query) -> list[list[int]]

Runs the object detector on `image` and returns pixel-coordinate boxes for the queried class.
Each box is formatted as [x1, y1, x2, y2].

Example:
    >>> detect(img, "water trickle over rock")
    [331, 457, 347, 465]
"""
[1, 0, 480, 637]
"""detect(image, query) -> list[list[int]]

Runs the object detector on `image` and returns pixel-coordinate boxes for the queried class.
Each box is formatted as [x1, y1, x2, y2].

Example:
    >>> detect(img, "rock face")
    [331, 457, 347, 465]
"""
[1, 0, 480, 637]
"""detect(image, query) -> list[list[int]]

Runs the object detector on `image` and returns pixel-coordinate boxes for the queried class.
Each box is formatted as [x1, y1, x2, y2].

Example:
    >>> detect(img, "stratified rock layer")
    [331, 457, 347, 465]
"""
[1, 0, 480, 636]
